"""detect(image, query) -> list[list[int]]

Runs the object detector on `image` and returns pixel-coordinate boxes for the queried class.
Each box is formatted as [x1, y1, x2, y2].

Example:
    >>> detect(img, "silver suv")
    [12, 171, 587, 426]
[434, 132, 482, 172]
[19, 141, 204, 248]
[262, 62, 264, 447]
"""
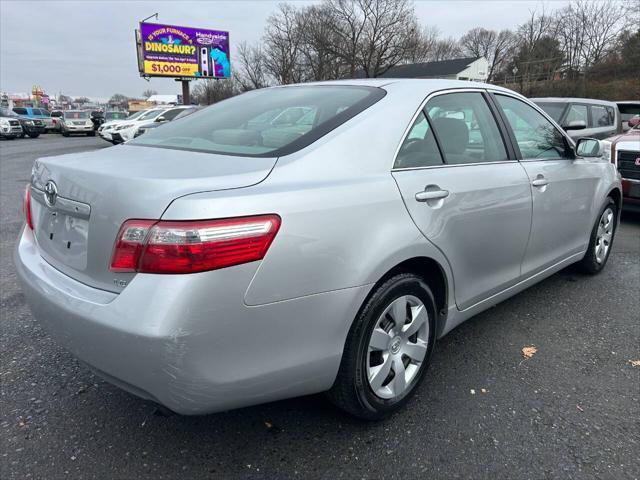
[532, 97, 621, 140]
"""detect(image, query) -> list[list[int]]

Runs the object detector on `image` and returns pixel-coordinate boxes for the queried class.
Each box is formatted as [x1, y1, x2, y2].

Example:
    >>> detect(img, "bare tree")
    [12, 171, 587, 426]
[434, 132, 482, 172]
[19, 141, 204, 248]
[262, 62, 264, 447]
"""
[459, 28, 515, 81]
[298, 4, 346, 80]
[404, 25, 439, 63]
[142, 89, 158, 99]
[192, 79, 237, 105]
[429, 37, 462, 61]
[235, 41, 269, 91]
[263, 3, 306, 84]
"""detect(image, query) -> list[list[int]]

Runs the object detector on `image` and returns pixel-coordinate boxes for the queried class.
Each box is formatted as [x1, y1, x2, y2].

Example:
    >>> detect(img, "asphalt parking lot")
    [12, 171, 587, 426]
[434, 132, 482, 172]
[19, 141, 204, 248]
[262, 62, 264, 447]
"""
[1, 135, 638, 480]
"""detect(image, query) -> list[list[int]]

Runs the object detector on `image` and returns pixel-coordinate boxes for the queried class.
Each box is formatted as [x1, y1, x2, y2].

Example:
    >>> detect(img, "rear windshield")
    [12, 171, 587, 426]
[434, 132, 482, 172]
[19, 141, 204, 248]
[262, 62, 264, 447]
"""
[534, 102, 567, 122]
[130, 85, 386, 157]
[64, 111, 89, 119]
[618, 103, 640, 120]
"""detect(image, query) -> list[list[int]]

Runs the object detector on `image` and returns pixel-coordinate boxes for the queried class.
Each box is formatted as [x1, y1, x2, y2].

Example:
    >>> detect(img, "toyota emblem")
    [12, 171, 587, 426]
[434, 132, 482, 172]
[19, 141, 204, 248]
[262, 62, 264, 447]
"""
[44, 180, 58, 207]
[635, 157, 640, 167]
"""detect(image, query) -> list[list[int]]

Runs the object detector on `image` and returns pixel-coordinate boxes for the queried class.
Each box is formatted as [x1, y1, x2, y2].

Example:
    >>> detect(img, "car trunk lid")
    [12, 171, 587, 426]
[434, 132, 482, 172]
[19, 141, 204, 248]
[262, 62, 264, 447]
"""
[29, 144, 277, 292]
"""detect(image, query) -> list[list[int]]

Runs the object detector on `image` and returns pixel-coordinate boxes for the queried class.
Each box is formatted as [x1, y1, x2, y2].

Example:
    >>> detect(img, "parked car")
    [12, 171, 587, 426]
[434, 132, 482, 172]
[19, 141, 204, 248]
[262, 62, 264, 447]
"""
[50, 110, 63, 132]
[532, 97, 621, 140]
[59, 110, 96, 136]
[0, 107, 45, 138]
[0, 109, 23, 139]
[12, 107, 55, 132]
[98, 109, 150, 144]
[112, 106, 194, 142]
[15, 80, 622, 419]
[616, 101, 640, 131]
[134, 106, 200, 137]
[602, 124, 640, 212]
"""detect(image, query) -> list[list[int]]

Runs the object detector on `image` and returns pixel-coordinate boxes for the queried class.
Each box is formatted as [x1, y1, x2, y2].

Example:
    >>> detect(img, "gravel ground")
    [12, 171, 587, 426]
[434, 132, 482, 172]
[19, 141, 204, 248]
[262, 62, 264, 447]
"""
[1, 135, 639, 480]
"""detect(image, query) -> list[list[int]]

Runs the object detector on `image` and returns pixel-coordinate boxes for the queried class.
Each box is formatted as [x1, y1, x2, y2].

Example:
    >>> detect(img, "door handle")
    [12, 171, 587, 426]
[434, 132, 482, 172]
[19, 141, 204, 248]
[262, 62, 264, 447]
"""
[415, 188, 449, 202]
[531, 177, 548, 188]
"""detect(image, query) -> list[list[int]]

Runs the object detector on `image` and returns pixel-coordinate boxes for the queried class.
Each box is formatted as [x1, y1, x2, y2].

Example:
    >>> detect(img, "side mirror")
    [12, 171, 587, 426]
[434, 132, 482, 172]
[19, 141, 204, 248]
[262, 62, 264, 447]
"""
[564, 120, 587, 130]
[575, 138, 602, 157]
[156, 116, 167, 123]
[629, 116, 640, 128]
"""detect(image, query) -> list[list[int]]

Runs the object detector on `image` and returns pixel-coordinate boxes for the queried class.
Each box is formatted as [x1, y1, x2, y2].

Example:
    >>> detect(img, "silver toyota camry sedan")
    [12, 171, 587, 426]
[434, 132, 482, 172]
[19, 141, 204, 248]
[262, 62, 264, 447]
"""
[15, 80, 621, 419]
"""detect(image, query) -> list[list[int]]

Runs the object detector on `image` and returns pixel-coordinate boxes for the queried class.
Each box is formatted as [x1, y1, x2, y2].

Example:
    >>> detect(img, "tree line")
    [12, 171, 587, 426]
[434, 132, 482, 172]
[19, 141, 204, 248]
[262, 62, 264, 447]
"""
[117, 0, 640, 105]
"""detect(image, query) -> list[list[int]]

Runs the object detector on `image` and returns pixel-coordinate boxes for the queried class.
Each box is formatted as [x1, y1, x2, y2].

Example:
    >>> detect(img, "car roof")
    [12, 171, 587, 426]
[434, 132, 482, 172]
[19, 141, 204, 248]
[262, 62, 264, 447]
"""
[277, 78, 516, 94]
[531, 97, 617, 107]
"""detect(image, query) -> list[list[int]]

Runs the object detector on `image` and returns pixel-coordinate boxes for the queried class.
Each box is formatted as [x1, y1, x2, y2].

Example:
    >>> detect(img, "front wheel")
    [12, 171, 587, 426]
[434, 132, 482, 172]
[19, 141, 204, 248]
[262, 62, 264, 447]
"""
[328, 273, 436, 420]
[62, 132, 69, 137]
[577, 198, 617, 274]
[28, 132, 40, 138]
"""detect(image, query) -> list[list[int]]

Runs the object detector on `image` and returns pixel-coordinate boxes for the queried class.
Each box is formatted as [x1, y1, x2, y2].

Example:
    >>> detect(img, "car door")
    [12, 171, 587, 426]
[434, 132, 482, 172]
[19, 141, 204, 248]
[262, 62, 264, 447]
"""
[589, 104, 617, 139]
[392, 90, 532, 310]
[492, 93, 601, 276]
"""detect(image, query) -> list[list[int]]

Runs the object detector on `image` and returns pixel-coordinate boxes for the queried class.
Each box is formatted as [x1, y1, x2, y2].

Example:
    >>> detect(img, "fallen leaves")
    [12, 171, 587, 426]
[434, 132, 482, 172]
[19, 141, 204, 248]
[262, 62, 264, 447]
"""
[522, 346, 538, 359]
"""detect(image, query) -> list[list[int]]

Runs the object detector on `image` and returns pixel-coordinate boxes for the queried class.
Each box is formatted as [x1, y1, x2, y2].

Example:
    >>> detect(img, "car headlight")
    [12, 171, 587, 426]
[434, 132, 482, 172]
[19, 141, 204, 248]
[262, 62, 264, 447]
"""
[0, 118, 9, 126]
[25, 120, 34, 126]
[116, 124, 133, 131]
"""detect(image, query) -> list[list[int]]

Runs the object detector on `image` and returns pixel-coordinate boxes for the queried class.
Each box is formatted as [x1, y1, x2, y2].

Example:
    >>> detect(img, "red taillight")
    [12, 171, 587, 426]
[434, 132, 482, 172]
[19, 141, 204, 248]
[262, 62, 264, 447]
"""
[23, 184, 34, 230]
[110, 215, 281, 274]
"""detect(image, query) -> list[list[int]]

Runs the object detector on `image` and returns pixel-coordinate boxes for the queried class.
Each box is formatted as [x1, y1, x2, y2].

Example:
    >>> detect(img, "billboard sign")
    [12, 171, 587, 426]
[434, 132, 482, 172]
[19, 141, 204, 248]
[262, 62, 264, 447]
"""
[138, 22, 230, 79]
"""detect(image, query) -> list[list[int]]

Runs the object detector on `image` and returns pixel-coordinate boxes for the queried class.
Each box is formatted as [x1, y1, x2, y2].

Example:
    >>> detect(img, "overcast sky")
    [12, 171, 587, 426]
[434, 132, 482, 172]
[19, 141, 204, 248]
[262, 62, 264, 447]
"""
[0, 0, 572, 100]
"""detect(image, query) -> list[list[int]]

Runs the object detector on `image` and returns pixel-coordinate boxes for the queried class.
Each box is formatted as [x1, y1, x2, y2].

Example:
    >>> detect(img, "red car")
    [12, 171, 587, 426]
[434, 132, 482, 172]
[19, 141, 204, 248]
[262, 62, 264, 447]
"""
[604, 124, 640, 212]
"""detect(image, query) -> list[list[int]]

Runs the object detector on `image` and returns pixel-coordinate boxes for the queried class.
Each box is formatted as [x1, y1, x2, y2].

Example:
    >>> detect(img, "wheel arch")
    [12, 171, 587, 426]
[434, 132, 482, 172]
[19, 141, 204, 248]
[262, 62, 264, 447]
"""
[362, 256, 449, 338]
[607, 187, 622, 214]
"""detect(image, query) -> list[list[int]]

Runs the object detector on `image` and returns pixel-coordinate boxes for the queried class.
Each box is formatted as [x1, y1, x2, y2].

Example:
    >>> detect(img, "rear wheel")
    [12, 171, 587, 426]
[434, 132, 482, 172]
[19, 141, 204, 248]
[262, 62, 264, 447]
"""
[577, 198, 617, 274]
[328, 273, 436, 420]
[28, 132, 40, 138]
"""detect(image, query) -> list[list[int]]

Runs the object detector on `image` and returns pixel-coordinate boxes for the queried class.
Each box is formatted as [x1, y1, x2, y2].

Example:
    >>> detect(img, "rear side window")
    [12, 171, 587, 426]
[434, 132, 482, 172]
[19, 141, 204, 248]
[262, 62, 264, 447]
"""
[394, 112, 443, 168]
[591, 105, 612, 127]
[425, 92, 508, 165]
[13, 107, 27, 115]
[495, 94, 570, 160]
[130, 86, 386, 157]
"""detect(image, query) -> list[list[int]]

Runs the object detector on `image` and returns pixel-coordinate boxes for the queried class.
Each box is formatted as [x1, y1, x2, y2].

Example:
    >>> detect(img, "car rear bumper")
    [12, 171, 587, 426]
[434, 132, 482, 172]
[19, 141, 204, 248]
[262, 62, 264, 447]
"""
[14, 226, 365, 414]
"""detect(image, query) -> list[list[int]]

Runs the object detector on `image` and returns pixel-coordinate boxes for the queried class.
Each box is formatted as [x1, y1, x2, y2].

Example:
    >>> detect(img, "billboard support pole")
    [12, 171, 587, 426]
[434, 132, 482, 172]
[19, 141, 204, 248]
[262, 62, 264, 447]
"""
[181, 80, 190, 105]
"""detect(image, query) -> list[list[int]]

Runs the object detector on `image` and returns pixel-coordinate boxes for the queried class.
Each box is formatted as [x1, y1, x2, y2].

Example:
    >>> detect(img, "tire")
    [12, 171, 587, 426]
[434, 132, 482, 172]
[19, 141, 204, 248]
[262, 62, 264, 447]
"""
[328, 273, 437, 420]
[577, 197, 617, 274]
[87, 131, 96, 137]
[28, 133, 40, 139]
[62, 132, 69, 137]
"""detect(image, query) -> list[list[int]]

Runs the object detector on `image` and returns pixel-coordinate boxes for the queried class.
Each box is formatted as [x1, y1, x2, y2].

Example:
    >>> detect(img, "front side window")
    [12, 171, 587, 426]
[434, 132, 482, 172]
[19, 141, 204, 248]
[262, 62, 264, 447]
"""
[158, 109, 185, 122]
[535, 102, 566, 122]
[591, 105, 612, 127]
[495, 94, 570, 160]
[618, 103, 640, 121]
[130, 85, 385, 157]
[13, 107, 27, 115]
[138, 109, 165, 121]
[394, 112, 443, 169]
[425, 92, 508, 165]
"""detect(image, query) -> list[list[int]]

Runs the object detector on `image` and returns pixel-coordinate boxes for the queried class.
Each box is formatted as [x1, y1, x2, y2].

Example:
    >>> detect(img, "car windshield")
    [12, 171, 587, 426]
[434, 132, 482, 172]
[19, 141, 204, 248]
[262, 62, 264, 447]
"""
[535, 102, 566, 122]
[618, 103, 640, 120]
[0, 108, 18, 117]
[130, 85, 385, 157]
[105, 112, 127, 120]
[64, 111, 89, 119]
